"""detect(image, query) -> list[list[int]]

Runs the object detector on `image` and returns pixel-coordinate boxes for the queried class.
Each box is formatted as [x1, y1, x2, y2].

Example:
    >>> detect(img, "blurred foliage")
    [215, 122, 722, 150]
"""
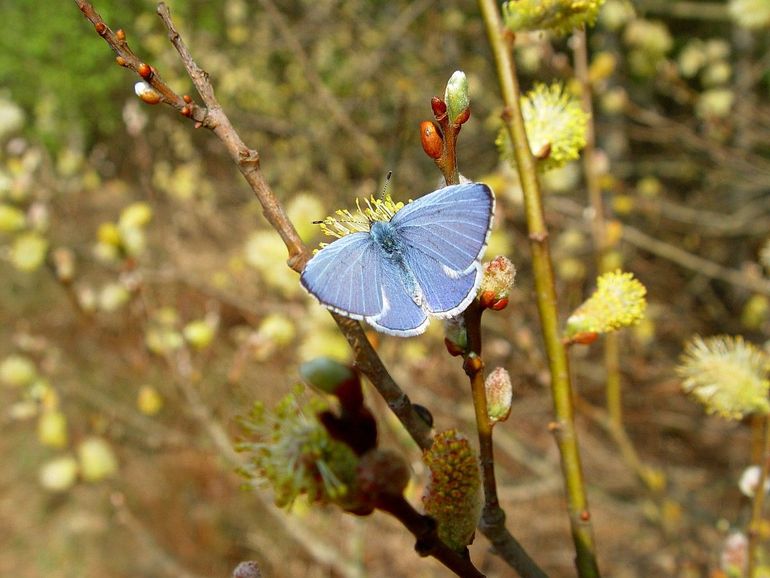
[3, 0, 770, 577]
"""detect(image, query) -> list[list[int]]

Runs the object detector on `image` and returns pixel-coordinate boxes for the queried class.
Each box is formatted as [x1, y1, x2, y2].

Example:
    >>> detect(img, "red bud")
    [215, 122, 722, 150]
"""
[420, 121, 443, 159]
[490, 297, 508, 311]
[453, 106, 471, 125]
[183, 94, 193, 104]
[444, 337, 465, 357]
[95, 22, 107, 35]
[431, 96, 447, 119]
[479, 290, 496, 309]
[570, 332, 599, 345]
[138, 63, 152, 79]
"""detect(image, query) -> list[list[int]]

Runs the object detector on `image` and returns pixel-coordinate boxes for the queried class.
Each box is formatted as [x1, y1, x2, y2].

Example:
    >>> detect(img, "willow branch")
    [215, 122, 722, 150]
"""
[73, 0, 432, 452]
[476, 2, 601, 576]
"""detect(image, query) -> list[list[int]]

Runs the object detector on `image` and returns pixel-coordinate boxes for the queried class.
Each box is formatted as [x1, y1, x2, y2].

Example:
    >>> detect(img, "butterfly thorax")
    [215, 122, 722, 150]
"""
[370, 221, 402, 257]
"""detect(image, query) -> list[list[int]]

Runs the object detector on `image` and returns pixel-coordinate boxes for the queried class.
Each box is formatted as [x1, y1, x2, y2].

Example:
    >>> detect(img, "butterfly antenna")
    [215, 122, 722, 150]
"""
[380, 170, 393, 201]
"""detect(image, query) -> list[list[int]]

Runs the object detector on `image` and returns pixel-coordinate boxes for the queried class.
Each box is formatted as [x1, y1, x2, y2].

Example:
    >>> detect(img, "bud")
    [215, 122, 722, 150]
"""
[137, 63, 153, 79]
[0, 354, 37, 388]
[422, 429, 482, 551]
[299, 357, 356, 396]
[52, 247, 76, 283]
[485, 367, 513, 424]
[721, 532, 748, 577]
[233, 562, 262, 578]
[183, 319, 217, 350]
[78, 437, 119, 482]
[0, 203, 26, 232]
[115, 28, 126, 41]
[431, 96, 447, 119]
[420, 120, 443, 159]
[565, 271, 647, 340]
[134, 81, 161, 105]
[137, 384, 163, 416]
[738, 465, 770, 498]
[443, 316, 468, 356]
[478, 256, 516, 310]
[10, 232, 48, 272]
[119, 202, 153, 229]
[38, 410, 68, 448]
[444, 71, 470, 125]
[39, 455, 78, 493]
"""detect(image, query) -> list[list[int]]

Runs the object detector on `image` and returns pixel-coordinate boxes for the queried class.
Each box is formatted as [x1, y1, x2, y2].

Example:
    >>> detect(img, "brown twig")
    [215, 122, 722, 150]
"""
[376, 493, 486, 578]
[73, 0, 434, 452]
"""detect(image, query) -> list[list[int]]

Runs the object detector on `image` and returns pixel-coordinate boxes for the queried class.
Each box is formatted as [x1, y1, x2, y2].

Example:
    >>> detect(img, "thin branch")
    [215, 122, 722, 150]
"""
[477, 1, 601, 576]
[253, 0, 384, 169]
[548, 196, 770, 296]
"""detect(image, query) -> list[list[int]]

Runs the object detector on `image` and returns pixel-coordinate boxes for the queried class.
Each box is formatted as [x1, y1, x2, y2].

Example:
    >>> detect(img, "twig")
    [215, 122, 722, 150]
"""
[75, 0, 435, 451]
[253, 0, 383, 169]
[548, 196, 770, 296]
[747, 415, 770, 578]
[462, 304, 549, 578]
[112, 492, 211, 578]
[477, 2, 601, 576]
[572, 28, 660, 494]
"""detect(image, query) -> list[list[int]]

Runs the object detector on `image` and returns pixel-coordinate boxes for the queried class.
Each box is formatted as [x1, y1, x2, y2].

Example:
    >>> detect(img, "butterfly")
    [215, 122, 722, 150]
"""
[300, 182, 495, 337]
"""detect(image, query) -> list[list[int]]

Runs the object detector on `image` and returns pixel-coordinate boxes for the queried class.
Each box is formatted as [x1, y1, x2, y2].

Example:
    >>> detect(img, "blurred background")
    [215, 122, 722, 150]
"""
[2, 0, 770, 576]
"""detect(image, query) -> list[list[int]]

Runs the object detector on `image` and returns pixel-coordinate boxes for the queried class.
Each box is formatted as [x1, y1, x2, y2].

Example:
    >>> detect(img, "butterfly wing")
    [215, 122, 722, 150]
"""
[391, 183, 494, 315]
[366, 258, 429, 336]
[300, 232, 384, 318]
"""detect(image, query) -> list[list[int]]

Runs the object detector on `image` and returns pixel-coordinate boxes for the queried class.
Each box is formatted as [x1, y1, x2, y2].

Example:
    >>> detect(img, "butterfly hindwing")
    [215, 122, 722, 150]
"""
[390, 183, 494, 274]
[300, 232, 384, 318]
[400, 244, 481, 316]
[366, 257, 429, 336]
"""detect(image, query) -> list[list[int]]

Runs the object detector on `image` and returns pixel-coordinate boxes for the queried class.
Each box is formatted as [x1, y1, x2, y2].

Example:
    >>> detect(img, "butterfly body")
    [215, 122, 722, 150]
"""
[301, 183, 494, 337]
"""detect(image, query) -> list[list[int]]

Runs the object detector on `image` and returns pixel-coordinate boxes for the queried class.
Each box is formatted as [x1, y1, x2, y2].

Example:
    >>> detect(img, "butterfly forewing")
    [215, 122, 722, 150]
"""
[300, 232, 384, 318]
[390, 183, 494, 274]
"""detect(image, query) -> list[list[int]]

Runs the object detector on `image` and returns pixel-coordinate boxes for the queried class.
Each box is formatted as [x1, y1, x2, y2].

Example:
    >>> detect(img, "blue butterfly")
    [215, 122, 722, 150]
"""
[300, 182, 495, 337]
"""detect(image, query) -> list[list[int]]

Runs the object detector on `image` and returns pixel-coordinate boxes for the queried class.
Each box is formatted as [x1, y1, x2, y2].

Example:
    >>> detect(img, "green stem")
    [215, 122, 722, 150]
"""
[748, 414, 770, 578]
[477, 3, 601, 577]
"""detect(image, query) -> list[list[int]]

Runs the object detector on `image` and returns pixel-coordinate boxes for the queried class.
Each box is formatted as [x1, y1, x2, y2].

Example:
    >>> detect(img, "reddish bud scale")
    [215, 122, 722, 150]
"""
[444, 337, 465, 357]
[453, 107, 471, 125]
[431, 96, 447, 119]
[116, 28, 126, 41]
[183, 94, 193, 104]
[181, 105, 191, 117]
[479, 290, 496, 310]
[570, 331, 599, 345]
[138, 63, 152, 79]
[420, 121, 443, 159]
[490, 297, 509, 311]
[95, 22, 107, 36]
[580, 510, 591, 522]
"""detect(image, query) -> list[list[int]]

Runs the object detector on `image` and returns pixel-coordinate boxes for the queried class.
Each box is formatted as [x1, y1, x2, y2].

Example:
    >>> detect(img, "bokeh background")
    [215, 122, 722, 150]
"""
[2, 0, 770, 576]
